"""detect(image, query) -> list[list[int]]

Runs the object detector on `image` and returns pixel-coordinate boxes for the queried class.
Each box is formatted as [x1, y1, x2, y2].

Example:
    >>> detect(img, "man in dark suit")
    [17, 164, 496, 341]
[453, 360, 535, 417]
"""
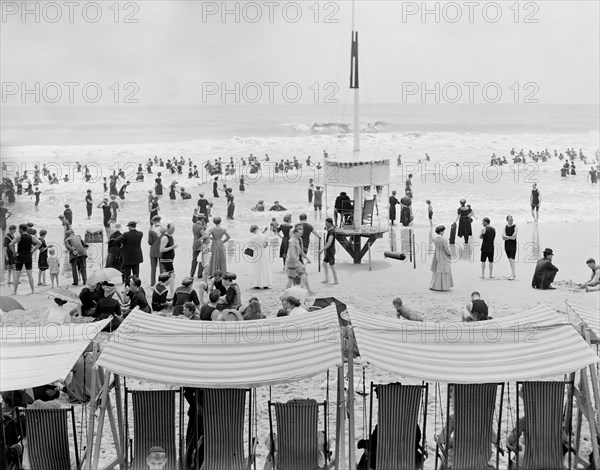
[119, 221, 144, 281]
[532, 247, 559, 290]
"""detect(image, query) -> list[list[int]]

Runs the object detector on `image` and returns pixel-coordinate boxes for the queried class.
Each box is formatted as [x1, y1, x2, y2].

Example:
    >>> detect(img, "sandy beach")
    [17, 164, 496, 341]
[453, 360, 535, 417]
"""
[4, 189, 599, 468]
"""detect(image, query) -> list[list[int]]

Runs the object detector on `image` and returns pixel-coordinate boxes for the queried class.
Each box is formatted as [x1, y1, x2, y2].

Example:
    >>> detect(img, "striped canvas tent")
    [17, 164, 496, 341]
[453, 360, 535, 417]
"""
[348, 304, 599, 383]
[0, 320, 110, 392]
[95, 306, 342, 388]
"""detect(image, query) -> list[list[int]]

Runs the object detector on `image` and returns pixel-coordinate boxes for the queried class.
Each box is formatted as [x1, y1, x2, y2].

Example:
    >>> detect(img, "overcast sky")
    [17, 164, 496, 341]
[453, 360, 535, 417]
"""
[2, 0, 599, 105]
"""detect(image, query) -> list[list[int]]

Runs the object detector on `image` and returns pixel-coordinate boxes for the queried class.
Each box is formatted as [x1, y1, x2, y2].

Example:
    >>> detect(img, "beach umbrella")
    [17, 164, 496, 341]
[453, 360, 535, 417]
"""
[87, 268, 122, 285]
[47, 288, 81, 305]
[0, 296, 25, 312]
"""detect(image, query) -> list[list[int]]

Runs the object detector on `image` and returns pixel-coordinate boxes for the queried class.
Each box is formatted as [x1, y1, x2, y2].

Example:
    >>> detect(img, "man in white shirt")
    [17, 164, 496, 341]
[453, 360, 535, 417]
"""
[283, 296, 308, 315]
[280, 276, 308, 306]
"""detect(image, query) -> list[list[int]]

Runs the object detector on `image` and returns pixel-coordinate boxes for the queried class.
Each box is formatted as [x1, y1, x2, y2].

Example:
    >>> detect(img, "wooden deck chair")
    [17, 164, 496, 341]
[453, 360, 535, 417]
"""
[362, 198, 375, 226]
[202, 388, 255, 470]
[435, 383, 504, 470]
[17, 406, 81, 470]
[268, 399, 330, 470]
[126, 389, 181, 470]
[368, 382, 428, 470]
[508, 381, 571, 470]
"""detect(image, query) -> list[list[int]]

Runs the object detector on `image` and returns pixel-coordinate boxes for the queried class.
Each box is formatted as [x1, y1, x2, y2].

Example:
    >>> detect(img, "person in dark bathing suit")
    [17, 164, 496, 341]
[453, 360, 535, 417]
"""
[530, 183, 541, 222]
[454, 199, 473, 244]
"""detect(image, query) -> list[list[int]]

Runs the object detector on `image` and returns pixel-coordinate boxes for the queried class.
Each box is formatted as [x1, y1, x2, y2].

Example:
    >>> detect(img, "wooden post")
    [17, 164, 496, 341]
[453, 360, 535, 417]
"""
[581, 366, 600, 469]
[85, 366, 98, 470]
[368, 240, 372, 271]
[412, 232, 416, 269]
[335, 364, 346, 470]
[347, 327, 356, 470]
[92, 371, 112, 469]
[113, 375, 125, 470]
[408, 229, 413, 263]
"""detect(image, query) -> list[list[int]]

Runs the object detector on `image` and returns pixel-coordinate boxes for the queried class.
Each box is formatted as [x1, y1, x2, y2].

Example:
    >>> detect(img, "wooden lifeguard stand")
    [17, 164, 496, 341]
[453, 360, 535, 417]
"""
[323, 26, 390, 265]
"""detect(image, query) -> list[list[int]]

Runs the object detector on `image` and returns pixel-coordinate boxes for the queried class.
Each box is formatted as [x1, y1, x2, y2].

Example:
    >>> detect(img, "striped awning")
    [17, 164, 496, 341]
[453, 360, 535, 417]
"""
[566, 303, 600, 339]
[348, 305, 599, 384]
[0, 320, 110, 392]
[96, 307, 342, 388]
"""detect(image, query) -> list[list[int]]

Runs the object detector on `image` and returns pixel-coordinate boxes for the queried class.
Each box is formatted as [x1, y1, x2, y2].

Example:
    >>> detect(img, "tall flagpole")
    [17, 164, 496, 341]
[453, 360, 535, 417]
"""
[350, 11, 362, 229]
[348, 5, 358, 468]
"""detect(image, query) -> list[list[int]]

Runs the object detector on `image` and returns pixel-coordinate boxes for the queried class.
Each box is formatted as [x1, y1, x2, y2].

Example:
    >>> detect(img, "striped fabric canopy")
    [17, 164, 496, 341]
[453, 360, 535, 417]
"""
[566, 303, 600, 339]
[0, 320, 110, 392]
[348, 305, 599, 383]
[95, 307, 342, 388]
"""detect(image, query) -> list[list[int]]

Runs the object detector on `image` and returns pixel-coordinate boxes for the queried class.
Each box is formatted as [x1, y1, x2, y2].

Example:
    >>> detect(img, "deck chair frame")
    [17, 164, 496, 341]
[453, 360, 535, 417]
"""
[268, 399, 329, 470]
[124, 387, 184, 470]
[368, 382, 429, 470]
[200, 387, 255, 470]
[17, 406, 81, 470]
[435, 383, 504, 470]
[508, 381, 573, 470]
[362, 198, 375, 226]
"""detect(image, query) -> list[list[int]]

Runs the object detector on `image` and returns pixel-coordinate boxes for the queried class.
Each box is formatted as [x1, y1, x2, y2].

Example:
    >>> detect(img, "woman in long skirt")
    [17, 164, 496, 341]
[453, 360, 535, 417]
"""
[248, 225, 273, 289]
[430, 225, 453, 291]
[277, 214, 292, 269]
[206, 217, 230, 277]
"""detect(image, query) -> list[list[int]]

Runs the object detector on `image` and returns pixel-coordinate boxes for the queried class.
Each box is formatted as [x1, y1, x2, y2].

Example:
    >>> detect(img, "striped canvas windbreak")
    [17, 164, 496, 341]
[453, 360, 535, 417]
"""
[131, 390, 177, 470]
[22, 408, 77, 470]
[203, 388, 247, 470]
[0, 319, 110, 392]
[521, 381, 566, 470]
[453, 383, 500, 470]
[273, 400, 320, 470]
[376, 384, 423, 470]
[95, 307, 341, 388]
[348, 305, 599, 383]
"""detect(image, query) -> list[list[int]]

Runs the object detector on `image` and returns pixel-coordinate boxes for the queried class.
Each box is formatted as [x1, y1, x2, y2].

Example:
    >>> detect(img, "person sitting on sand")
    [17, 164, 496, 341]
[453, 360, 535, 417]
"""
[280, 276, 308, 306]
[531, 248, 559, 290]
[241, 299, 266, 320]
[46, 297, 72, 324]
[462, 291, 492, 322]
[198, 270, 226, 304]
[152, 273, 171, 312]
[218, 272, 242, 310]
[282, 296, 308, 315]
[392, 298, 423, 321]
[580, 258, 600, 292]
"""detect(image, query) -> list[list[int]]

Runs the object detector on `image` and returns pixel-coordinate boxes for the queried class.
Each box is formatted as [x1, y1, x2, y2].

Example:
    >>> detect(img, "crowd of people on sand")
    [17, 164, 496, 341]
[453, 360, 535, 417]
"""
[1, 147, 598, 305]
[1, 147, 599, 470]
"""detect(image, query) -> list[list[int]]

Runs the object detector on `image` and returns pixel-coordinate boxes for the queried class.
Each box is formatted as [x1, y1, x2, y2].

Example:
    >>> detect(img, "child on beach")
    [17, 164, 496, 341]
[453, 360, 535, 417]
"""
[145, 446, 167, 470]
[37, 229, 49, 286]
[63, 204, 73, 225]
[270, 217, 279, 234]
[426, 200, 433, 226]
[48, 247, 60, 288]
[109, 195, 120, 223]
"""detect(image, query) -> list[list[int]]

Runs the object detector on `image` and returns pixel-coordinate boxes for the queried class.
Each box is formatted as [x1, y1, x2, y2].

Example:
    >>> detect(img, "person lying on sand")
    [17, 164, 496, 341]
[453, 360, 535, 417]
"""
[392, 298, 423, 321]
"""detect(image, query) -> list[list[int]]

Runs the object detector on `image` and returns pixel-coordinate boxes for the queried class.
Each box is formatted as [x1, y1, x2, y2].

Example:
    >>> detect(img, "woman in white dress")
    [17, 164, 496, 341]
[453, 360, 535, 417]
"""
[248, 225, 273, 289]
[430, 225, 454, 291]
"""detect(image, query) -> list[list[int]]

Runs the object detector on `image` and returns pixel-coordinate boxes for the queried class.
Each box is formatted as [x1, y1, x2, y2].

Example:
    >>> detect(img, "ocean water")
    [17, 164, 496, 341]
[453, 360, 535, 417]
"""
[1, 103, 599, 285]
